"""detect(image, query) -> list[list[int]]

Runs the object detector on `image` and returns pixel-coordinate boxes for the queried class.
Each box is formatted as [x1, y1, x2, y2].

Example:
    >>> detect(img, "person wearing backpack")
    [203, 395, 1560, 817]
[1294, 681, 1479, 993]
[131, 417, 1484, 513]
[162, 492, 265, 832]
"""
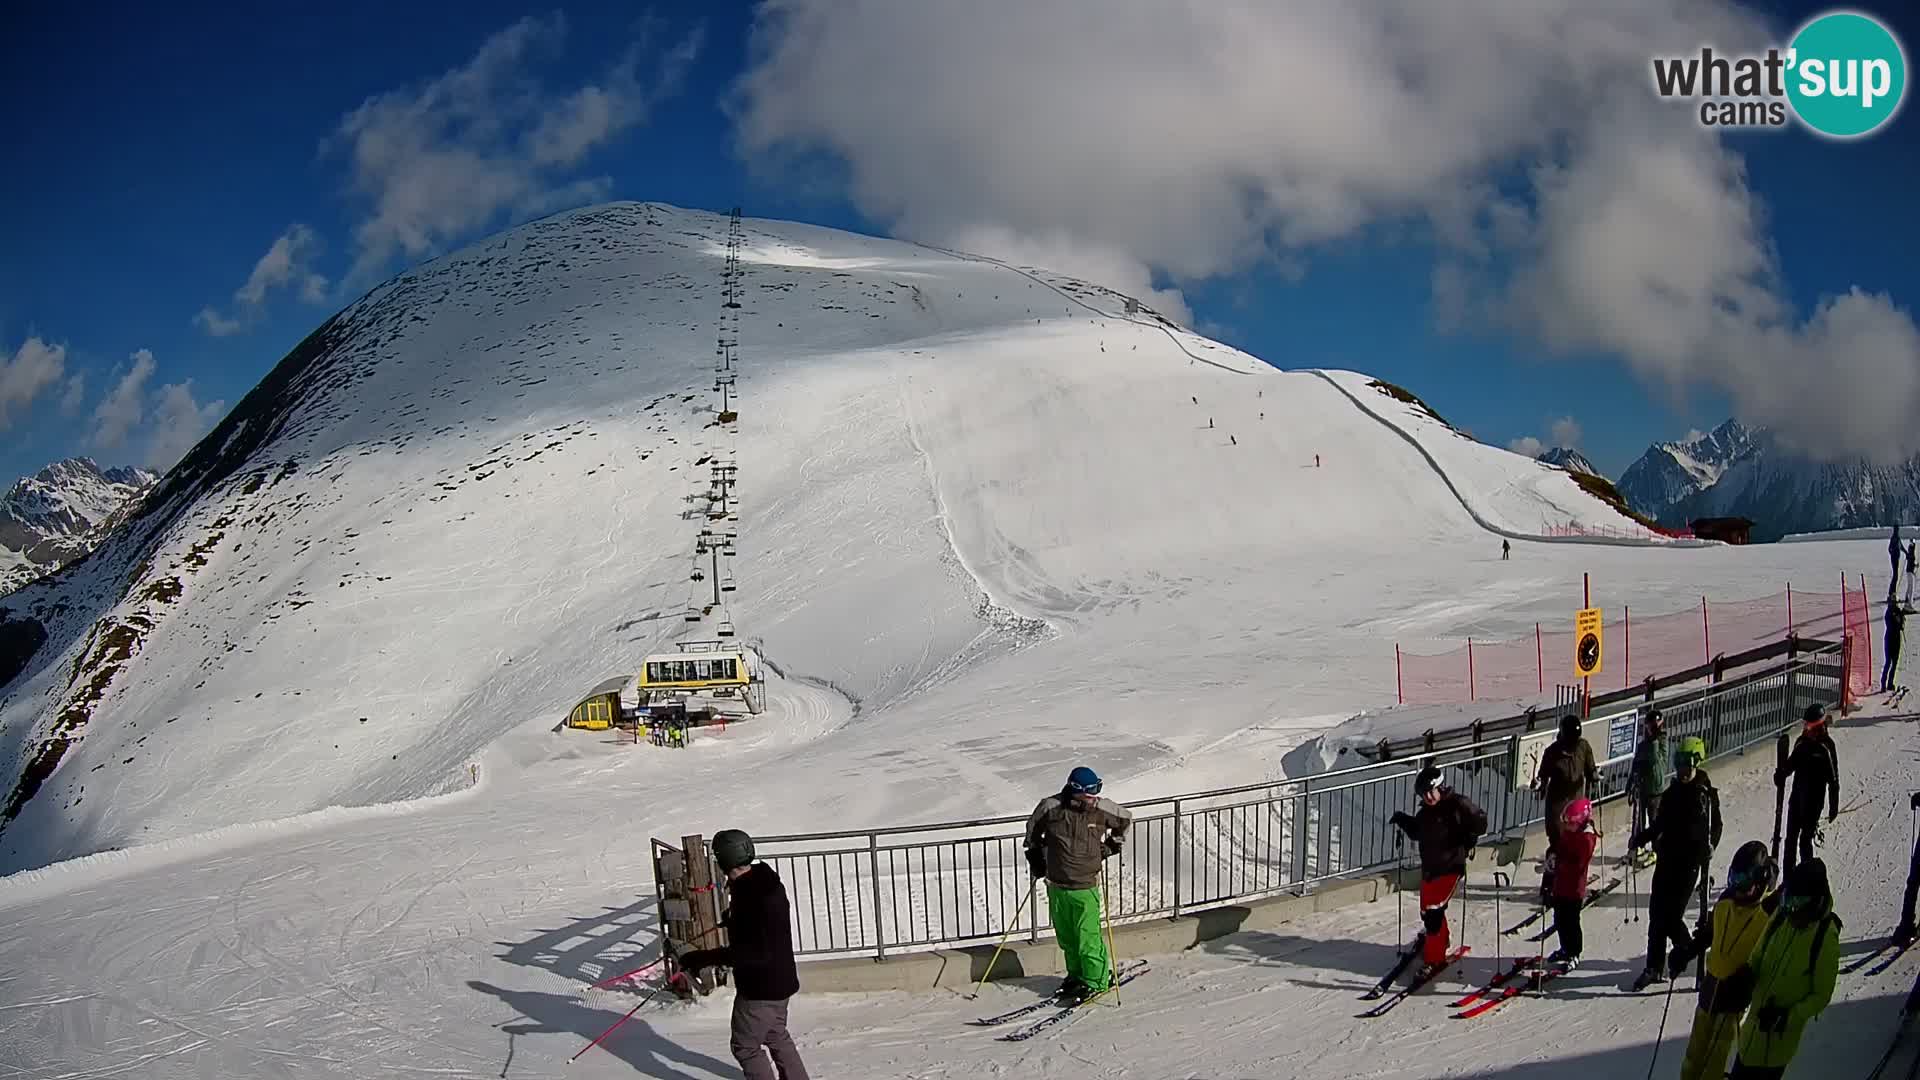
[1677, 841, 1781, 1080]
[1727, 858, 1842, 1079]
[1628, 708, 1671, 866]
[1629, 736, 1722, 990]
[1532, 715, 1599, 901]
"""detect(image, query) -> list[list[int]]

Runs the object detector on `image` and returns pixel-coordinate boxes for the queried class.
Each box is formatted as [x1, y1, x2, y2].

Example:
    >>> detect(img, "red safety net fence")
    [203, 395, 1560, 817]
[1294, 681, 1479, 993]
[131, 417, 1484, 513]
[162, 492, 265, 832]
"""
[1396, 577, 1877, 706]
[1539, 519, 1696, 541]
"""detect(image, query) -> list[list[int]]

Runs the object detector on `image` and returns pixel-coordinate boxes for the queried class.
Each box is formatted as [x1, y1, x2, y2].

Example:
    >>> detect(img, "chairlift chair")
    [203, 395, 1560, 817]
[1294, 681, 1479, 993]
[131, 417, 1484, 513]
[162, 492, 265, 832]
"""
[717, 617, 736, 638]
[720, 574, 737, 594]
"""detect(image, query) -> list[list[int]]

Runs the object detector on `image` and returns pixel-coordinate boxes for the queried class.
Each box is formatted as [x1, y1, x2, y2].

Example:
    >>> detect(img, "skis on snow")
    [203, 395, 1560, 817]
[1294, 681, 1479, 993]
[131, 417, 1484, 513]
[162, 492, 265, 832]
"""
[1501, 907, 1548, 936]
[985, 960, 1150, 1042]
[1454, 959, 1572, 1019]
[1356, 946, 1469, 1018]
[1526, 877, 1624, 942]
[1359, 933, 1426, 1000]
[1448, 954, 1541, 1010]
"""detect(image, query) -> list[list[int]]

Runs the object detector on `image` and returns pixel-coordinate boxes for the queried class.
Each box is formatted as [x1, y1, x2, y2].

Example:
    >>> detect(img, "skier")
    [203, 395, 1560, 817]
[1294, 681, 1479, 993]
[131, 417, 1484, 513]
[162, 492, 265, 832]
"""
[1884, 597, 1906, 692]
[1389, 764, 1488, 975]
[1628, 708, 1671, 865]
[674, 829, 813, 1080]
[1896, 790, 1920, 947]
[1676, 841, 1780, 1080]
[1501, 538, 1510, 561]
[1629, 735, 1722, 988]
[1532, 715, 1598, 901]
[1894, 524, 1905, 585]
[1727, 858, 1841, 1080]
[1775, 705, 1838, 879]
[1024, 766, 1132, 1003]
[1544, 797, 1598, 969]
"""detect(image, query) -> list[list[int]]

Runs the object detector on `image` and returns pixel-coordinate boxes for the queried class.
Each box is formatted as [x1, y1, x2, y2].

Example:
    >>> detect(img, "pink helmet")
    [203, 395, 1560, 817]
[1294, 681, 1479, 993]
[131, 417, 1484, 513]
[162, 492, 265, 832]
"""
[1562, 798, 1593, 829]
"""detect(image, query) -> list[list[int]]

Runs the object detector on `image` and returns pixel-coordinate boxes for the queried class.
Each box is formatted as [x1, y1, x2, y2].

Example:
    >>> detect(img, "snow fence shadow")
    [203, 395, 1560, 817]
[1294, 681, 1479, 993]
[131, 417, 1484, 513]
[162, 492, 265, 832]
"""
[494, 894, 663, 990]
[468, 979, 734, 1079]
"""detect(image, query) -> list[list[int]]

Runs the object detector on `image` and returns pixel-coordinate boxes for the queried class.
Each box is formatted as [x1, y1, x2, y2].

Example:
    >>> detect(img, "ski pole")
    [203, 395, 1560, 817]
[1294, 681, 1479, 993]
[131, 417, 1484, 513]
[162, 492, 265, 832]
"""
[1492, 871, 1510, 969]
[589, 924, 722, 990]
[1395, 831, 1406, 947]
[1102, 868, 1121, 1005]
[571, 970, 678, 1062]
[969, 877, 1037, 998]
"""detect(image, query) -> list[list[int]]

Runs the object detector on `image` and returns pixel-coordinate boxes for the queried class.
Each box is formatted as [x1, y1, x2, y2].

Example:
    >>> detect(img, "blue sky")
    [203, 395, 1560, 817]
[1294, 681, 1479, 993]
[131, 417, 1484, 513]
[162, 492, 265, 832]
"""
[3, 1, 1917, 484]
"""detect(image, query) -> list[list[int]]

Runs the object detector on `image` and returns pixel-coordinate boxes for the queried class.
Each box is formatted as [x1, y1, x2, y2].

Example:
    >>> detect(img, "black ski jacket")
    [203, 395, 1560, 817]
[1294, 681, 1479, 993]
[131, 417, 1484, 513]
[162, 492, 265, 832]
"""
[1392, 791, 1487, 880]
[1782, 732, 1840, 819]
[1634, 770, 1722, 863]
[677, 863, 800, 1001]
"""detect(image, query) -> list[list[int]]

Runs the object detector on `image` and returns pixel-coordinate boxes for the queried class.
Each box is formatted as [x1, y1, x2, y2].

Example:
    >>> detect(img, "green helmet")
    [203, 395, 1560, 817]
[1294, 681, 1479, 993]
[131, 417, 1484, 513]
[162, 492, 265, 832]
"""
[1677, 736, 1707, 765]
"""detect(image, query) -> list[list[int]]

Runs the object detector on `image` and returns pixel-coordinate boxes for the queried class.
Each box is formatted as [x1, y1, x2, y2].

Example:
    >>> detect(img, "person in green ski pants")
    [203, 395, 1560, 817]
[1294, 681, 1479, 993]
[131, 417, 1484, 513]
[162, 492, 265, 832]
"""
[1025, 766, 1133, 1003]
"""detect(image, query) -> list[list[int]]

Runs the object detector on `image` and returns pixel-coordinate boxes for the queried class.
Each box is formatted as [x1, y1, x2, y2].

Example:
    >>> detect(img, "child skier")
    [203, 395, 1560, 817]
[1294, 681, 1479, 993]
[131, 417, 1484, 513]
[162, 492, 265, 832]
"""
[1544, 797, 1598, 969]
[1630, 735, 1722, 989]
[1728, 858, 1841, 1079]
[1390, 764, 1488, 975]
[1024, 766, 1132, 1003]
[1898, 790, 1920, 948]
[1677, 841, 1780, 1080]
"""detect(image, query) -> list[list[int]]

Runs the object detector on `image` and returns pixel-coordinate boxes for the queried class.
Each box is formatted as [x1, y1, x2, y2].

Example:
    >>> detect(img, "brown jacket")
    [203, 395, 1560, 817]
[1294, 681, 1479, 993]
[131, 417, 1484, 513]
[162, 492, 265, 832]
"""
[1025, 791, 1132, 890]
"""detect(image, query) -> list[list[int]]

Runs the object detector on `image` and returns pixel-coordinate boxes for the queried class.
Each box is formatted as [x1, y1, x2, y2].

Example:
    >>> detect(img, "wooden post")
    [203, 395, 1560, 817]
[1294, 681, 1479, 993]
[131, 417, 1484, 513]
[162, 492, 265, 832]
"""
[1396, 644, 1404, 705]
[1624, 605, 1632, 689]
[1468, 638, 1476, 702]
[1786, 583, 1794, 638]
[682, 833, 724, 991]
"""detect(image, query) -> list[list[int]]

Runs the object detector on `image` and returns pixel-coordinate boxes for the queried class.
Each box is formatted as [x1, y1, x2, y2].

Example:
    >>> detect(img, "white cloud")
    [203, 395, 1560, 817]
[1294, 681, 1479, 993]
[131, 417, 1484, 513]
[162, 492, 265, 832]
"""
[86, 349, 226, 468]
[332, 14, 701, 285]
[1508, 435, 1547, 458]
[195, 225, 330, 336]
[92, 349, 155, 449]
[1549, 416, 1583, 449]
[59, 372, 86, 417]
[145, 381, 225, 469]
[735, 0, 1920, 463]
[0, 336, 67, 429]
[193, 307, 243, 337]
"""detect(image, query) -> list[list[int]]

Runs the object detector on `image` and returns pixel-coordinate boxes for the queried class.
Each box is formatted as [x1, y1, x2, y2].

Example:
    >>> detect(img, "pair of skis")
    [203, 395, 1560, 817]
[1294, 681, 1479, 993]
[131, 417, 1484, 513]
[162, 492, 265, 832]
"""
[1356, 946, 1470, 1018]
[969, 959, 1149, 1041]
[1449, 954, 1571, 1019]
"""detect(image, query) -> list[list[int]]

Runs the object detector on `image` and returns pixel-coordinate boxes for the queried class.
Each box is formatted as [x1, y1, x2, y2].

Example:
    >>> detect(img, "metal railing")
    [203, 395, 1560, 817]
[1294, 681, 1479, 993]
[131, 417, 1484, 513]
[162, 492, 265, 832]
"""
[666, 643, 1843, 961]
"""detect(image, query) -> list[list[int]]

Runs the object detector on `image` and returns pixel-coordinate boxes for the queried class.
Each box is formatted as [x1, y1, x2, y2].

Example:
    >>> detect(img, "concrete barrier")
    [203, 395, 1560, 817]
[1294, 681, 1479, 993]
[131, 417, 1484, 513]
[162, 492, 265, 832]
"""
[791, 724, 1786, 994]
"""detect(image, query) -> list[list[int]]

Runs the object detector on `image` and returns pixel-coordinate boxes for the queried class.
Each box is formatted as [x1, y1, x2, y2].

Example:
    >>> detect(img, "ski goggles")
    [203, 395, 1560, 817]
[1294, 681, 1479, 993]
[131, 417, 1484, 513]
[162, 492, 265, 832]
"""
[1779, 890, 1818, 913]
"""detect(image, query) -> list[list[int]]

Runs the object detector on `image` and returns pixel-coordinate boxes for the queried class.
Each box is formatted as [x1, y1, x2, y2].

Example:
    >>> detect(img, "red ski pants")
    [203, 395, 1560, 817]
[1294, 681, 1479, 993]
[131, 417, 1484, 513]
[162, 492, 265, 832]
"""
[1420, 874, 1460, 965]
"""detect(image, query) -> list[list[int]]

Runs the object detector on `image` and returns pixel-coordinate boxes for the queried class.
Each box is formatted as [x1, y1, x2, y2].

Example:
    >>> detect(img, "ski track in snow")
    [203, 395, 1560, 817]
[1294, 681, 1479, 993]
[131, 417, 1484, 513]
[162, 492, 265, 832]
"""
[0, 203, 1908, 1078]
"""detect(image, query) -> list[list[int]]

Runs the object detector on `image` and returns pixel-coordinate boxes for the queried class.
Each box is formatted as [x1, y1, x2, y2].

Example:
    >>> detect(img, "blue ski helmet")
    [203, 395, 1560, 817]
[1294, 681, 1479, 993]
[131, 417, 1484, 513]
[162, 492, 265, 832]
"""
[1066, 766, 1102, 795]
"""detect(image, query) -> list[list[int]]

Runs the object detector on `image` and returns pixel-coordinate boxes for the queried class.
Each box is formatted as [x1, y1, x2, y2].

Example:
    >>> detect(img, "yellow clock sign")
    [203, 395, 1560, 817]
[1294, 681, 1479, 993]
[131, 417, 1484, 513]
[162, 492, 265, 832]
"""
[1574, 607, 1604, 677]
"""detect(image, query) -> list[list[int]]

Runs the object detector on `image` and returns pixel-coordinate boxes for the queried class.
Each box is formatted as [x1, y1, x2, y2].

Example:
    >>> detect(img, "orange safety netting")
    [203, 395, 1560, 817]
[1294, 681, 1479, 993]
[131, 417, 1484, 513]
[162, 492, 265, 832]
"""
[1397, 578, 1876, 706]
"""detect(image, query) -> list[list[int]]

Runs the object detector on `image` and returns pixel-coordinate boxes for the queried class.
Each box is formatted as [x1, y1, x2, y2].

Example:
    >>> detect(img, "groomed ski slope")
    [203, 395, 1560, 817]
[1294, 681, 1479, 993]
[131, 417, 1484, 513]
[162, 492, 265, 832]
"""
[4, 644, 1912, 1079]
[4, 202, 1668, 872]
[0, 204, 1898, 1077]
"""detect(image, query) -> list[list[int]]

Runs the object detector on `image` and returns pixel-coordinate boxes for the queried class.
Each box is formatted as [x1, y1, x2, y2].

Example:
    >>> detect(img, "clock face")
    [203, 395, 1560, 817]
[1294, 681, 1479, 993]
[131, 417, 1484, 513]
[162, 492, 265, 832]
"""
[1577, 633, 1600, 672]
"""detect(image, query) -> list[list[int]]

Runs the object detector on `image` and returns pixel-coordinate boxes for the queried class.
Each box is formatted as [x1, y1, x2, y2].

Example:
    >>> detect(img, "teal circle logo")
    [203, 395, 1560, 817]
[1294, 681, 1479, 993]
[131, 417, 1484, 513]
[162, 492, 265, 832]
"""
[1786, 10, 1907, 138]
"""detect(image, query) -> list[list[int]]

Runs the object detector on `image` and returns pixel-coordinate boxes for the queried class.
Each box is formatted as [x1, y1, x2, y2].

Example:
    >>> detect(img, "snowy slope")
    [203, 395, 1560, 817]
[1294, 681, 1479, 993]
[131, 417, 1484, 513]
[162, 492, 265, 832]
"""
[0, 202, 1893, 1079]
[0, 203, 1685, 872]
[0, 458, 156, 595]
[1318, 369, 1684, 543]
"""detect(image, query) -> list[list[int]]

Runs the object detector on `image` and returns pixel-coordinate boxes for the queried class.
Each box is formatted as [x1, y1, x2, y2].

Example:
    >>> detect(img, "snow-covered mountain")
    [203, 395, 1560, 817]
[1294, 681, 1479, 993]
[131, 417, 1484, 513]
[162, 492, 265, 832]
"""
[0, 202, 1671, 873]
[0, 458, 158, 597]
[1620, 419, 1920, 541]
[1535, 446, 1600, 476]
[1617, 419, 1758, 519]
